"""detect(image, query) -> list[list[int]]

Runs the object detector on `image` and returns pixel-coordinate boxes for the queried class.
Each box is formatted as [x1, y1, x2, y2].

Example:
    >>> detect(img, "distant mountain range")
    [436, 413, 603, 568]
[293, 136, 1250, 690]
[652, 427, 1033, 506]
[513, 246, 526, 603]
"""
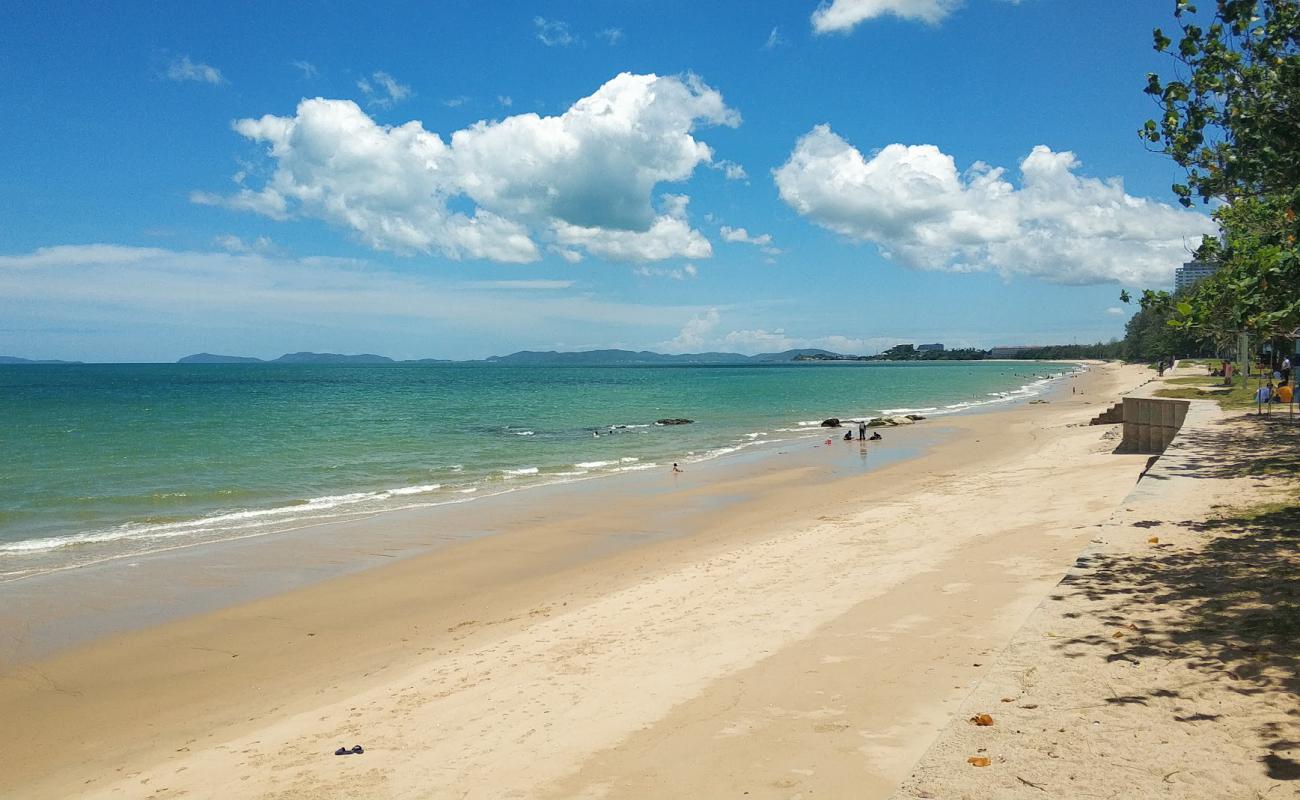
[0, 355, 83, 364]
[3, 349, 848, 366]
[2, 344, 1104, 365]
[176, 349, 847, 365]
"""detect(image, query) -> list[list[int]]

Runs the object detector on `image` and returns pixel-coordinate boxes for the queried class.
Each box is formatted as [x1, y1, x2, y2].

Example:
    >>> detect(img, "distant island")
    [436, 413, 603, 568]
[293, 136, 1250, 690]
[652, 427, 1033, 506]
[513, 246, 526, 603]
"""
[177, 353, 266, 364]
[483, 348, 843, 366]
[178, 352, 454, 365]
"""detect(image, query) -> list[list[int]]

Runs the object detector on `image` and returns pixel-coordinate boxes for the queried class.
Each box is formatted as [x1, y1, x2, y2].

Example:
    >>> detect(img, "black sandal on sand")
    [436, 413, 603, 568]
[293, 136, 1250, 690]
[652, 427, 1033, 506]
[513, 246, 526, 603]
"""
[334, 747, 349, 756]
[351, 745, 364, 755]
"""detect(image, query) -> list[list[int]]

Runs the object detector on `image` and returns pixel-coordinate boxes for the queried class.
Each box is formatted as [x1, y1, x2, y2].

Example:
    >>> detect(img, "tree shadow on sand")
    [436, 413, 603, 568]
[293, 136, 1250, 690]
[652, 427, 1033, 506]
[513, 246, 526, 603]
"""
[1054, 415, 1300, 783]
[1139, 414, 1300, 482]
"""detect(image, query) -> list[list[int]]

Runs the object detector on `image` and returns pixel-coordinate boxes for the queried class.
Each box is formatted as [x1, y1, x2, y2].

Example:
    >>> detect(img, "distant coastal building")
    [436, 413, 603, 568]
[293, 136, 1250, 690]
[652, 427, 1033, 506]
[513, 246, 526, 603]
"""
[917, 343, 944, 352]
[1174, 259, 1218, 293]
[989, 346, 1038, 358]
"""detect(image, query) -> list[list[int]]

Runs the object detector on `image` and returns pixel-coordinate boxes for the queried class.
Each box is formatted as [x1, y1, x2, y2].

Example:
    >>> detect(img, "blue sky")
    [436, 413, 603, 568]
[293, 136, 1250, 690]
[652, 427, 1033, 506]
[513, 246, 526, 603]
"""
[0, 1, 1217, 361]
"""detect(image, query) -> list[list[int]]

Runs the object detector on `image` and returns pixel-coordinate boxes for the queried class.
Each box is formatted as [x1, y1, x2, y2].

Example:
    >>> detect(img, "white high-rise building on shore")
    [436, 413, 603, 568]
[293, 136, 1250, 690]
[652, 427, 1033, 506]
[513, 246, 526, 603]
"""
[1174, 259, 1218, 293]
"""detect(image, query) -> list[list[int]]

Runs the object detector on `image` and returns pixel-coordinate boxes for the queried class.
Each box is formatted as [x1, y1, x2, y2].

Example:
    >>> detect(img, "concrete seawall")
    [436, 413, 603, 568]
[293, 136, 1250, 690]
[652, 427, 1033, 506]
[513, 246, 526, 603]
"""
[1116, 396, 1190, 454]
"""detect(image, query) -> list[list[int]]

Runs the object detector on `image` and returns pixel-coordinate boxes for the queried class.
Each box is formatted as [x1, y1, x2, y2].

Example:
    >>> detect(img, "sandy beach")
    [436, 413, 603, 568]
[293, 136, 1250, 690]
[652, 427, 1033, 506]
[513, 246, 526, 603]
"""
[2, 362, 1194, 798]
[893, 363, 1300, 799]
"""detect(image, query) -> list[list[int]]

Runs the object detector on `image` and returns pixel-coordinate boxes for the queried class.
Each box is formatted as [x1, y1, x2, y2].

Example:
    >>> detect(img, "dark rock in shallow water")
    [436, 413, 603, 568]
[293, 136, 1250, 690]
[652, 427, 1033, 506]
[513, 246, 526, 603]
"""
[905, 414, 926, 421]
[656, 418, 694, 425]
[820, 418, 841, 428]
[866, 417, 891, 427]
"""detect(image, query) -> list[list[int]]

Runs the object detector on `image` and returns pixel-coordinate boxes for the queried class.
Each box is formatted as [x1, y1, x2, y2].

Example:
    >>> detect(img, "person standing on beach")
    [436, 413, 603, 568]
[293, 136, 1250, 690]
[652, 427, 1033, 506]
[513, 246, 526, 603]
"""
[858, 420, 867, 440]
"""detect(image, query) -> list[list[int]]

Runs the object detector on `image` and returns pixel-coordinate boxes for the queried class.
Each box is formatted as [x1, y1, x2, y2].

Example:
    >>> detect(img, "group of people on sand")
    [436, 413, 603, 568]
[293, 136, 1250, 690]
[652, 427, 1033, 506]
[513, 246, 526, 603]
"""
[677, 419, 886, 474]
[841, 420, 882, 442]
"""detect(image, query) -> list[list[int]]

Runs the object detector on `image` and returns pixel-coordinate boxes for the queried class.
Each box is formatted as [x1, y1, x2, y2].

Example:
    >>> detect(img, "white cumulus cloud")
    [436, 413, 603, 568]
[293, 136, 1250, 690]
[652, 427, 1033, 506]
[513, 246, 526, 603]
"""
[199, 73, 738, 263]
[812, 0, 962, 32]
[713, 159, 749, 181]
[665, 307, 721, 351]
[660, 308, 870, 355]
[535, 17, 577, 46]
[357, 71, 410, 108]
[774, 125, 1216, 285]
[166, 56, 224, 84]
[720, 225, 781, 256]
[719, 226, 772, 246]
[553, 195, 712, 262]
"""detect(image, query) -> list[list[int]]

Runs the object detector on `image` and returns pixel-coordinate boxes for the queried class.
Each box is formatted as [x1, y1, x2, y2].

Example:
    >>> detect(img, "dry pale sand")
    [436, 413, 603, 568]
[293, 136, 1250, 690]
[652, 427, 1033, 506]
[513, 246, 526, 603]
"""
[893, 364, 1300, 800]
[2, 362, 1159, 799]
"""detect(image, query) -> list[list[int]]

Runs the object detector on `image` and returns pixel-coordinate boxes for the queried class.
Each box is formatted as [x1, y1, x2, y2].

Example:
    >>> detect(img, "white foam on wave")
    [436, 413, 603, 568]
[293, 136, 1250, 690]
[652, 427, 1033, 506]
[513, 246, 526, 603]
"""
[617, 463, 658, 472]
[387, 483, 441, 496]
[509, 430, 535, 436]
[501, 467, 540, 476]
[575, 460, 616, 469]
[0, 529, 137, 554]
[0, 479, 454, 556]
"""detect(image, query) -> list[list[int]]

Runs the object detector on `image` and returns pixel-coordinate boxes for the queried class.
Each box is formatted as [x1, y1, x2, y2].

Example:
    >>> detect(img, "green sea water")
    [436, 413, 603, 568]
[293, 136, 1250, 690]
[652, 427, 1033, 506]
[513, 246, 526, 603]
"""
[0, 361, 1072, 579]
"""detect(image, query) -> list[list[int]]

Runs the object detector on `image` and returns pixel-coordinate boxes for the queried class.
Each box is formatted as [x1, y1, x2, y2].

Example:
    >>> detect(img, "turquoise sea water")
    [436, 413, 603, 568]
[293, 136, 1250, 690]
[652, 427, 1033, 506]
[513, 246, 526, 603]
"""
[0, 361, 1072, 579]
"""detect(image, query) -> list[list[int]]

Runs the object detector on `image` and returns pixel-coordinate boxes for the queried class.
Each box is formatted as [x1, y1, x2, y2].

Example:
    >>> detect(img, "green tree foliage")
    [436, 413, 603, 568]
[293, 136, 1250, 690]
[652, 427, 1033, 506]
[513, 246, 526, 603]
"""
[1011, 343, 1126, 360]
[1185, 197, 1300, 339]
[1142, 0, 1300, 207]
[871, 344, 987, 361]
[1139, 1, 1300, 343]
[1120, 289, 1218, 362]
